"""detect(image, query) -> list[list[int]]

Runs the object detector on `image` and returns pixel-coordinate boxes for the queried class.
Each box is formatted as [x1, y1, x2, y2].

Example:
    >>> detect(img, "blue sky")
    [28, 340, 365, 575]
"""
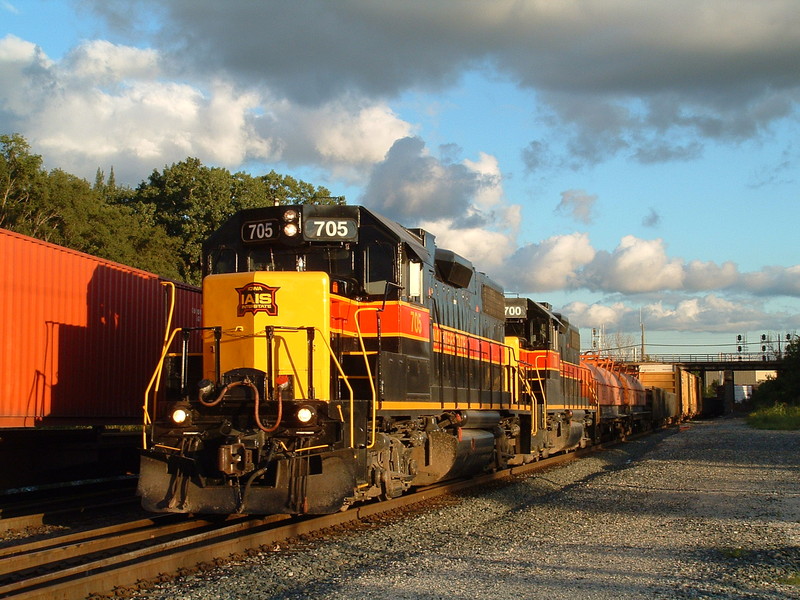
[3, 0, 799, 356]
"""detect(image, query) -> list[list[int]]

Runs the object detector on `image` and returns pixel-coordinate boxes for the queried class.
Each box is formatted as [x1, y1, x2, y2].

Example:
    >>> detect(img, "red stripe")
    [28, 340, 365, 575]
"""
[330, 297, 430, 340]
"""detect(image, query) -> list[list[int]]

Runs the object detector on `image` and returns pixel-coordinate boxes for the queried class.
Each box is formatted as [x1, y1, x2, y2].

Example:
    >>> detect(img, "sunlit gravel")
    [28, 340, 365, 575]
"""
[133, 418, 800, 600]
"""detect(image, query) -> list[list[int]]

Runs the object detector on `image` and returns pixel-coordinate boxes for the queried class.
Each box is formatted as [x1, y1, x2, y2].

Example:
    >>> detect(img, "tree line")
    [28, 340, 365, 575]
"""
[750, 338, 800, 408]
[0, 133, 341, 285]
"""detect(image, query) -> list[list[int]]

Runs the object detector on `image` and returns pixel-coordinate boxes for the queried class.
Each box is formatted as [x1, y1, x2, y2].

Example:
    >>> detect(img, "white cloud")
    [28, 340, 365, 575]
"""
[0, 35, 53, 116]
[361, 136, 498, 225]
[684, 259, 739, 291]
[265, 98, 413, 177]
[82, 1, 800, 166]
[359, 136, 520, 273]
[423, 221, 517, 274]
[2, 2, 20, 15]
[583, 236, 685, 293]
[61, 40, 159, 84]
[463, 152, 504, 210]
[741, 265, 800, 297]
[563, 294, 798, 334]
[0, 34, 413, 184]
[503, 233, 596, 292]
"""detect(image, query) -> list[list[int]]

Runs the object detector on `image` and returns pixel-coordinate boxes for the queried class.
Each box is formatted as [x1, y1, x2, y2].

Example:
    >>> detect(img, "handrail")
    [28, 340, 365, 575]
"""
[257, 324, 358, 447]
[161, 281, 176, 347]
[142, 327, 181, 450]
[532, 352, 549, 427]
[579, 363, 599, 405]
[354, 307, 380, 449]
[508, 347, 539, 436]
[142, 282, 177, 449]
[313, 328, 356, 448]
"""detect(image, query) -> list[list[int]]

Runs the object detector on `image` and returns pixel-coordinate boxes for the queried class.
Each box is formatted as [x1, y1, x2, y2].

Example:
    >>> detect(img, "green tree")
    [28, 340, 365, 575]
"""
[133, 160, 334, 284]
[260, 170, 339, 207]
[750, 339, 800, 407]
[1, 133, 180, 278]
[2, 134, 340, 284]
[0, 133, 54, 239]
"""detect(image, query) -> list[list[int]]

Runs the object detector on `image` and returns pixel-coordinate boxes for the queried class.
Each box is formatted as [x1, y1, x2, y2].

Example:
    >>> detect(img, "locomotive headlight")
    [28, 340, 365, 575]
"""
[170, 404, 192, 426]
[283, 209, 298, 222]
[296, 406, 316, 424]
[283, 222, 299, 237]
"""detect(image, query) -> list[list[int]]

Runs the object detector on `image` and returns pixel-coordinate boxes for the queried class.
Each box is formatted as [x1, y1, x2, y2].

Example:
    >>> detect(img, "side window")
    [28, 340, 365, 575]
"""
[210, 248, 237, 274]
[407, 260, 422, 302]
[365, 243, 395, 296]
[551, 324, 560, 352]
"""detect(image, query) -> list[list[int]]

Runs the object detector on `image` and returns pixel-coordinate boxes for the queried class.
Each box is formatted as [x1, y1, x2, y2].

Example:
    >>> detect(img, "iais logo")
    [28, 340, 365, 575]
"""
[236, 282, 280, 317]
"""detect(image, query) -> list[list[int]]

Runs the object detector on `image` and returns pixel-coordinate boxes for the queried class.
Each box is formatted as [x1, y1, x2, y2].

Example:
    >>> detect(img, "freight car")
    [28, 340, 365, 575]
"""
[0, 228, 201, 428]
[636, 363, 702, 422]
[138, 204, 683, 515]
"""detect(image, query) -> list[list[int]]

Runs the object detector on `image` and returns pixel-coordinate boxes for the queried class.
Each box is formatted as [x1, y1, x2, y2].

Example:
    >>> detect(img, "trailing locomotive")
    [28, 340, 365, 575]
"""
[138, 204, 685, 515]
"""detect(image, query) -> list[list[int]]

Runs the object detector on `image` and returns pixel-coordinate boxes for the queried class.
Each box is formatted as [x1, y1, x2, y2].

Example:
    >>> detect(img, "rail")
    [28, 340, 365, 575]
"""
[0, 442, 597, 600]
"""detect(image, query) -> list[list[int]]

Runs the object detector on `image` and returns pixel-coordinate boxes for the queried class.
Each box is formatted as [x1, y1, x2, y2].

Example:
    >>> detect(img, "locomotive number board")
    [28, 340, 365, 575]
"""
[241, 219, 280, 243]
[303, 218, 358, 241]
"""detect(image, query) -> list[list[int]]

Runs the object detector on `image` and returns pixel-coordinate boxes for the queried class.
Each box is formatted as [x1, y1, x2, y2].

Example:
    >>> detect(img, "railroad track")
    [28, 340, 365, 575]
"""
[0, 445, 595, 599]
[0, 478, 139, 533]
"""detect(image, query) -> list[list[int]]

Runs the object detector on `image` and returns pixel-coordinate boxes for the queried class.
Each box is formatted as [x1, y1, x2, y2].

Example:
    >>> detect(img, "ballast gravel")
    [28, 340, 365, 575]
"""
[134, 418, 800, 600]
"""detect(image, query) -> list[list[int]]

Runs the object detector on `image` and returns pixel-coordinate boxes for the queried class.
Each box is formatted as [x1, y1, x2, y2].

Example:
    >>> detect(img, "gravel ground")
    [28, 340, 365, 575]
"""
[134, 418, 800, 600]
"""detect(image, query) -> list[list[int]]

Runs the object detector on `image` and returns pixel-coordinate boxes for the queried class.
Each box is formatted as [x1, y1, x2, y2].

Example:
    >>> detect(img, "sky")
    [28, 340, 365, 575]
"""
[2, 0, 799, 356]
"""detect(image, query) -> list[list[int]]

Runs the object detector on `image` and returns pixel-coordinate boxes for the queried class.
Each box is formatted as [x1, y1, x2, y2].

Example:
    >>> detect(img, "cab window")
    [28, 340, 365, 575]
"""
[210, 248, 237, 274]
[365, 242, 396, 296]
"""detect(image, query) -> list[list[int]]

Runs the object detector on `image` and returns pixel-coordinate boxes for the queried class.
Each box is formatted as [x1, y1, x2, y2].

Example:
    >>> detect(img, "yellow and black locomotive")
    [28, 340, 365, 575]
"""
[138, 204, 597, 514]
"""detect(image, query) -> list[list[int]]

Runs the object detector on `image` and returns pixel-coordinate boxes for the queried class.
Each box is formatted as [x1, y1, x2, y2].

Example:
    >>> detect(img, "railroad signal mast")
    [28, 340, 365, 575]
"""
[761, 332, 797, 360]
[739, 332, 797, 360]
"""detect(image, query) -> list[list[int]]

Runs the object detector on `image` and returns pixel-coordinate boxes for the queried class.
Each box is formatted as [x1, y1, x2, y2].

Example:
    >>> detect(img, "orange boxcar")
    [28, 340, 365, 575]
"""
[0, 229, 200, 427]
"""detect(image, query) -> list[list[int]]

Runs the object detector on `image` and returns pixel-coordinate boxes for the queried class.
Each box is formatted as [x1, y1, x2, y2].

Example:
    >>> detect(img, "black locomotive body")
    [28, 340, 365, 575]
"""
[139, 204, 523, 514]
[138, 204, 679, 515]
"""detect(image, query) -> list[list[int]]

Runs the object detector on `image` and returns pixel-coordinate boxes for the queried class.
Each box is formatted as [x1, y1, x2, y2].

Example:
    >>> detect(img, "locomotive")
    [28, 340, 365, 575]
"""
[138, 204, 662, 515]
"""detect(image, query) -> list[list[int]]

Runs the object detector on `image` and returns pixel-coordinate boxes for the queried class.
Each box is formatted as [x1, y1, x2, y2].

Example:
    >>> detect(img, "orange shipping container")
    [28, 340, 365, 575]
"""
[0, 229, 201, 427]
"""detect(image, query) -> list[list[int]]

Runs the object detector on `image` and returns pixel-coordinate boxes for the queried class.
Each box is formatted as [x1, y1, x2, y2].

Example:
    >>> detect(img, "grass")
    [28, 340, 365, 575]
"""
[780, 573, 800, 586]
[746, 403, 800, 430]
[720, 547, 748, 559]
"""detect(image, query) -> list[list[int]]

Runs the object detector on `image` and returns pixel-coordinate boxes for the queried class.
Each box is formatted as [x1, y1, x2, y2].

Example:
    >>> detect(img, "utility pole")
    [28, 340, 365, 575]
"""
[640, 308, 645, 361]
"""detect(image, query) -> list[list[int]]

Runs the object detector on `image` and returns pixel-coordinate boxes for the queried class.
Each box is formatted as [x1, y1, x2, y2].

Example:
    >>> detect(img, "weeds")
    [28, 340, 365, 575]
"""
[779, 573, 800, 586]
[746, 403, 800, 430]
[720, 547, 748, 559]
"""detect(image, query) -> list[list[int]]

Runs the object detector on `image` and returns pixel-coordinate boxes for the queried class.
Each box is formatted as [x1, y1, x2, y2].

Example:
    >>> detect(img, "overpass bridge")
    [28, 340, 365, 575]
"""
[625, 353, 782, 415]
[635, 353, 782, 372]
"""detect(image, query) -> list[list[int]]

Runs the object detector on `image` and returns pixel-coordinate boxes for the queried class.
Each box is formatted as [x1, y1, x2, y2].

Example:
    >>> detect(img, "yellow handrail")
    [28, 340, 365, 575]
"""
[513, 357, 539, 436]
[354, 307, 379, 449]
[142, 327, 181, 449]
[532, 353, 549, 431]
[313, 328, 356, 448]
[142, 282, 177, 449]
